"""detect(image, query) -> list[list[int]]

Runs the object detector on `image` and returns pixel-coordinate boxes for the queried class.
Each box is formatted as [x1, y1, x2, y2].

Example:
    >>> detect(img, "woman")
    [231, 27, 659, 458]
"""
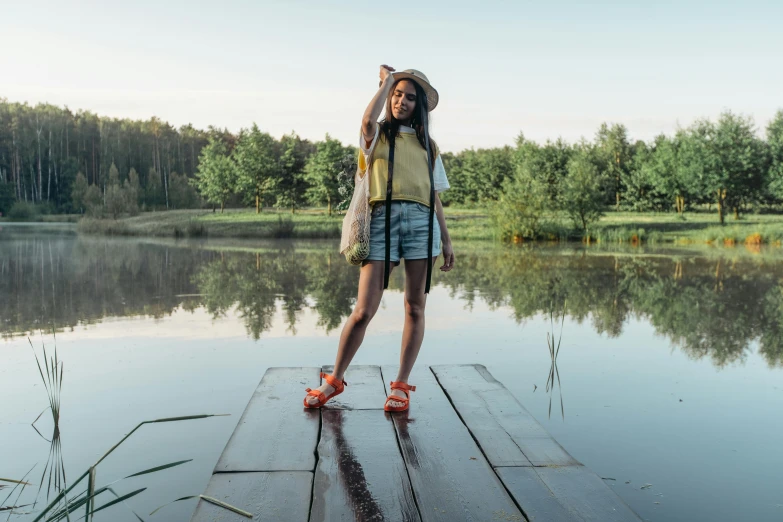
[304, 65, 455, 412]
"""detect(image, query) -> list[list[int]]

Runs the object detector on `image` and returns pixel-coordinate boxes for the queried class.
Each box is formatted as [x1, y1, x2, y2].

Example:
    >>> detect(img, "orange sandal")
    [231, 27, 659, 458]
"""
[303, 372, 348, 408]
[384, 381, 416, 412]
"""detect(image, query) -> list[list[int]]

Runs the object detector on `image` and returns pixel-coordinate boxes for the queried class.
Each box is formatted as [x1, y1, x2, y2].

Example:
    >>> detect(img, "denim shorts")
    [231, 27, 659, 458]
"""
[366, 200, 441, 263]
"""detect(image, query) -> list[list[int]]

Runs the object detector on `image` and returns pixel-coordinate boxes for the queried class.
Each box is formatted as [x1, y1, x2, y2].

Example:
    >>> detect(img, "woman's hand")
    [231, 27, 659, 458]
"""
[440, 241, 455, 272]
[379, 64, 395, 86]
[365, 65, 395, 138]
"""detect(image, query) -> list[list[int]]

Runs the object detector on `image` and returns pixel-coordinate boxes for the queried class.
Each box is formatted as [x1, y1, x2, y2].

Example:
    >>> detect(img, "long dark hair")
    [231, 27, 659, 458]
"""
[379, 79, 437, 168]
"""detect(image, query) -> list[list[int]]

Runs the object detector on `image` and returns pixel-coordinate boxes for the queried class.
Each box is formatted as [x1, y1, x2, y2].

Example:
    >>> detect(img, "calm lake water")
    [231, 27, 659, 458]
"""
[1, 225, 782, 522]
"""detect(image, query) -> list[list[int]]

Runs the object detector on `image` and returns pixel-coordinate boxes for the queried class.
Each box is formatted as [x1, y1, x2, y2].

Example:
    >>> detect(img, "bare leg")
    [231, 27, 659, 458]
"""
[305, 260, 395, 406]
[387, 256, 438, 409]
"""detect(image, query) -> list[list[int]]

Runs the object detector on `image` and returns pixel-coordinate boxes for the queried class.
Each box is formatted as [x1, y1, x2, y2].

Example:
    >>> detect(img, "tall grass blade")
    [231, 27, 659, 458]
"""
[149, 494, 253, 518]
[32, 427, 67, 507]
[555, 299, 566, 359]
[59, 362, 64, 413]
[555, 363, 564, 420]
[32, 470, 89, 522]
[32, 409, 53, 443]
[544, 297, 567, 419]
[84, 488, 146, 519]
[29, 338, 50, 401]
[4, 469, 32, 522]
[0, 479, 33, 486]
[33, 415, 226, 522]
[148, 496, 197, 516]
[29, 335, 63, 428]
[1, 466, 35, 511]
[85, 467, 95, 522]
[124, 460, 192, 479]
[105, 488, 144, 522]
[46, 486, 108, 522]
[0, 503, 32, 512]
[93, 415, 227, 470]
[199, 495, 253, 518]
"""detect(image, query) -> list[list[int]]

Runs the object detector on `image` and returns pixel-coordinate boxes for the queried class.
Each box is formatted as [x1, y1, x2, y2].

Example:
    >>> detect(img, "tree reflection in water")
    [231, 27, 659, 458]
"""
[2, 235, 782, 368]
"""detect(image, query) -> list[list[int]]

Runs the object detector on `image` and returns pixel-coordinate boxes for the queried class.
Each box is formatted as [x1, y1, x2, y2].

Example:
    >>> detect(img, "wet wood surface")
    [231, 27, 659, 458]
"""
[497, 466, 643, 522]
[194, 364, 641, 522]
[310, 409, 420, 522]
[191, 471, 312, 522]
[492, 467, 585, 522]
[320, 364, 387, 410]
[381, 365, 524, 522]
[432, 364, 578, 467]
[215, 367, 320, 472]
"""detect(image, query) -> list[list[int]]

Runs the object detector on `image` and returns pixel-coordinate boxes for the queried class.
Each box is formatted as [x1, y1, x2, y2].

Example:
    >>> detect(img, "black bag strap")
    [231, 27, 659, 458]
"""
[383, 135, 395, 290]
[381, 127, 435, 294]
[422, 121, 435, 295]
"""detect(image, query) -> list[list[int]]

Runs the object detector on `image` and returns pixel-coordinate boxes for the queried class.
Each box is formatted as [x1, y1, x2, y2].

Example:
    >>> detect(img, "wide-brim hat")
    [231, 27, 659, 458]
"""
[391, 69, 439, 112]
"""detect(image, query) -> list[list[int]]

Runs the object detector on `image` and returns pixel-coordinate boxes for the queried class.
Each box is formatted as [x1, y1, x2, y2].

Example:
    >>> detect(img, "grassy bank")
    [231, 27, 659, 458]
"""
[75, 207, 783, 246]
[77, 209, 337, 239]
[589, 212, 783, 246]
[0, 214, 80, 223]
[76, 207, 491, 240]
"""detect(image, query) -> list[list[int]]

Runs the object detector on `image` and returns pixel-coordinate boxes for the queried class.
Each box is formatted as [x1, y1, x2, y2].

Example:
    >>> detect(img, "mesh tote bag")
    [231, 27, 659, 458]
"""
[339, 162, 371, 265]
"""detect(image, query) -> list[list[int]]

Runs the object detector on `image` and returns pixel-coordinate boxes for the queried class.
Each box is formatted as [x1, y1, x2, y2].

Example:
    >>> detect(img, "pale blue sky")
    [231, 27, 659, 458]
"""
[2, 0, 781, 152]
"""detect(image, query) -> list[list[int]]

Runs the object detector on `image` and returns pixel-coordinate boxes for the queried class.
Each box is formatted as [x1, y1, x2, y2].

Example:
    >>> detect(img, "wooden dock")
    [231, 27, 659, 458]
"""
[191, 365, 642, 522]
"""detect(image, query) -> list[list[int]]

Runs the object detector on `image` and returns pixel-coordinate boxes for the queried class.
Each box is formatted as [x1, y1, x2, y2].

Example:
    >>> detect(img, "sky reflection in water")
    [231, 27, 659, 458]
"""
[1, 230, 782, 521]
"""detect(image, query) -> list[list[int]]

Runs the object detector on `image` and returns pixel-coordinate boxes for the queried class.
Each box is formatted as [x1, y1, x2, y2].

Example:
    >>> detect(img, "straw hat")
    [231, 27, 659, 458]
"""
[391, 69, 439, 112]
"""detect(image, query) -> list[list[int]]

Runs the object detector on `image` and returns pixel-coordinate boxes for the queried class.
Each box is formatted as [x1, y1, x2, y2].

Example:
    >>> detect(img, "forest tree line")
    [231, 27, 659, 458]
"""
[446, 110, 783, 237]
[0, 99, 218, 216]
[1, 99, 782, 230]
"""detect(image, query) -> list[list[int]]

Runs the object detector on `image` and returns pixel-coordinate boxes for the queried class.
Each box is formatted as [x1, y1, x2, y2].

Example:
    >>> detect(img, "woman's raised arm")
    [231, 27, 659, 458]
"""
[361, 65, 395, 144]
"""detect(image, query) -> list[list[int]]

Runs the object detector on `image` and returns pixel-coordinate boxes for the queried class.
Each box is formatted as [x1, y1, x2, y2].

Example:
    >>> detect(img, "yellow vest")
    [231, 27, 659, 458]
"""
[359, 132, 438, 207]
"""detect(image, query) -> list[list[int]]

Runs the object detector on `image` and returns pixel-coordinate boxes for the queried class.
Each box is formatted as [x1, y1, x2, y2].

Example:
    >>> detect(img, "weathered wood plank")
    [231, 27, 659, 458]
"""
[191, 471, 311, 522]
[497, 467, 642, 522]
[432, 364, 578, 467]
[381, 365, 524, 522]
[492, 467, 583, 522]
[310, 409, 421, 522]
[215, 367, 320, 472]
[320, 365, 388, 410]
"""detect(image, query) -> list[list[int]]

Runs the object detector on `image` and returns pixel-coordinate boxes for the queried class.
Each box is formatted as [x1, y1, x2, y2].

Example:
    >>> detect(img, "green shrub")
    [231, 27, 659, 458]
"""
[8, 201, 40, 221]
[490, 173, 551, 241]
[77, 218, 131, 236]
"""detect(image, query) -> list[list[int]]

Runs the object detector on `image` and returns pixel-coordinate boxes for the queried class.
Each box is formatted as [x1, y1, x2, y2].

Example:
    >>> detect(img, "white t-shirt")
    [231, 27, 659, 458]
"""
[360, 125, 451, 193]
